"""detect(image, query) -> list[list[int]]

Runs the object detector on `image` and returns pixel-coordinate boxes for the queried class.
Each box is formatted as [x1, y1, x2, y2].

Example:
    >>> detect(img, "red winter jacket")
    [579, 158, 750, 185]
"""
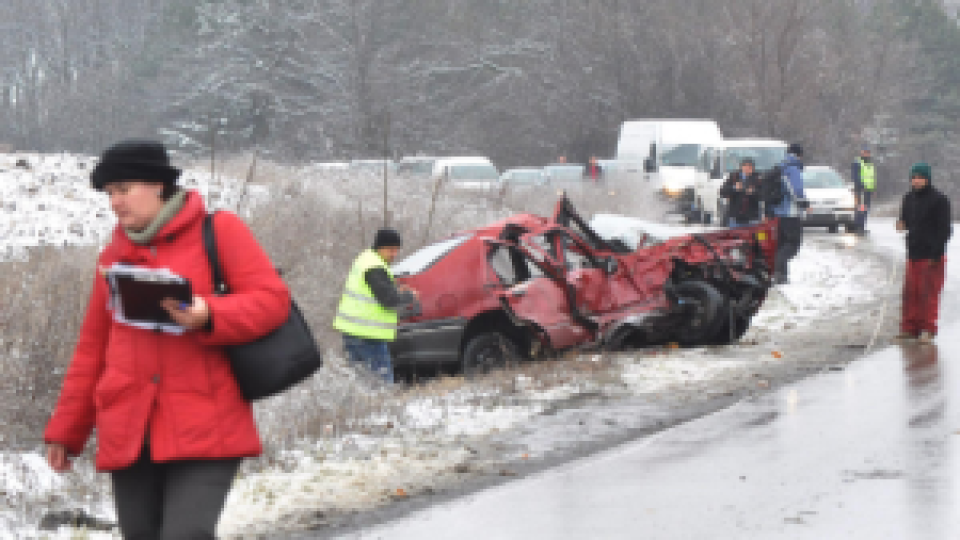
[44, 191, 290, 471]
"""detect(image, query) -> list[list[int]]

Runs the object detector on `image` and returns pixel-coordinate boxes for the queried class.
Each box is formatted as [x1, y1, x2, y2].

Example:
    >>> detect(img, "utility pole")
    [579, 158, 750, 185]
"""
[382, 109, 391, 227]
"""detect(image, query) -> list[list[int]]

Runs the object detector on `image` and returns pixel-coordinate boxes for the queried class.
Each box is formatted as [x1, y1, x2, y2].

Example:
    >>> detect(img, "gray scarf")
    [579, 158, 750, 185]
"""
[124, 189, 188, 245]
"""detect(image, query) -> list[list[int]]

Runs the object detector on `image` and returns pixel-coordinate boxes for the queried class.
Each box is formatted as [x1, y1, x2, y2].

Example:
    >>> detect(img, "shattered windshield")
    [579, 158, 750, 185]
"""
[392, 235, 471, 276]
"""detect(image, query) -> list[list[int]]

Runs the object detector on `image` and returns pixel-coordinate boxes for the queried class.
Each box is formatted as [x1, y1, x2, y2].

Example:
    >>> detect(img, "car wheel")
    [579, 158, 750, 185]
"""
[670, 281, 726, 346]
[462, 333, 518, 376]
[827, 225, 839, 233]
[709, 311, 751, 345]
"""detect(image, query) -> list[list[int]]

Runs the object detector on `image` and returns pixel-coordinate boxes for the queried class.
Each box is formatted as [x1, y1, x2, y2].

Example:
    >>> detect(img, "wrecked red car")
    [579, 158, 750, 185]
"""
[391, 197, 777, 375]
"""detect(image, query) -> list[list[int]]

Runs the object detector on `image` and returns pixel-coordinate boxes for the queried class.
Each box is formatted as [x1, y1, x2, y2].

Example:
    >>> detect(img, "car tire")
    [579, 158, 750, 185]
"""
[827, 225, 839, 233]
[670, 281, 726, 346]
[462, 333, 518, 376]
[709, 311, 751, 345]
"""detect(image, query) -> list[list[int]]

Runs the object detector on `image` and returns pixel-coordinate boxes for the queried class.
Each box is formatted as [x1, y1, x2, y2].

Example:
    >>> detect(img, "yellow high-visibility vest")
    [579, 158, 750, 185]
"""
[859, 158, 876, 191]
[333, 249, 398, 341]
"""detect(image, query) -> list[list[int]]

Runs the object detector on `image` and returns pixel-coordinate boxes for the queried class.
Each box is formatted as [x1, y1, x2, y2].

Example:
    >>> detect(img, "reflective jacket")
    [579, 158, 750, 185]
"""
[44, 191, 290, 471]
[854, 158, 876, 192]
[333, 250, 399, 341]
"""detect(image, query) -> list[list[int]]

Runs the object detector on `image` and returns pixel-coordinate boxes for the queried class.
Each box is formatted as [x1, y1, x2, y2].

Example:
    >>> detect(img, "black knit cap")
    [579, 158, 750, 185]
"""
[373, 228, 403, 249]
[90, 139, 181, 191]
[787, 143, 804, 157]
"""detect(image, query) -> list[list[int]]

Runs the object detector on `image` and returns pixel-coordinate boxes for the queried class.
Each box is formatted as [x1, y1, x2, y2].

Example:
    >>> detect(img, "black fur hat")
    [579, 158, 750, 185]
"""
[90, 140, 181, 191]
[373, 228, 403, 249]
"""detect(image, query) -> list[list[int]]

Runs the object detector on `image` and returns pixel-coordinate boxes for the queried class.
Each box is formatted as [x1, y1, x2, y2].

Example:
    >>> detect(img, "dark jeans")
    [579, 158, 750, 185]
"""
[775, 217, 804, 279]
[110, 448, 241, 540]
[343, 334, 394, 383]
[855, 190, 873, 231]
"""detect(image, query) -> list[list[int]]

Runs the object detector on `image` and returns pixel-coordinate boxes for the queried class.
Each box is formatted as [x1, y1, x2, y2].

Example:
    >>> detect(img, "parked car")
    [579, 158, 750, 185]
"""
[692, 138, 788, 225]
[500, 168, 548, 186]
[350, 159, 397, 175]
[543, 164, 586, 184]
[801, 166, 857, 233]
[391, 197, 777, 376]
[433, 157, 500, 190]
[398, 156, 437, 178]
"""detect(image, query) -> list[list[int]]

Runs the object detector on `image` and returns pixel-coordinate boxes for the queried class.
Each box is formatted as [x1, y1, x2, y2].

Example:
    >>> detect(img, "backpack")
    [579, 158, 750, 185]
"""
[761, 165, 785, 208]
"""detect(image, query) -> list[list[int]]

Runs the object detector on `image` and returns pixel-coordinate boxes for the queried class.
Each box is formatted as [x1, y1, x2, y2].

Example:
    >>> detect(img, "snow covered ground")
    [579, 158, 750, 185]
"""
[0, 155, 897, 538]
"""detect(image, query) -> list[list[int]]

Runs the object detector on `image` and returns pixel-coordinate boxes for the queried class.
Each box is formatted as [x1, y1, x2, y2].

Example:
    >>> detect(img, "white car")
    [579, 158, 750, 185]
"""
[433, 157, 500, 190]
[801, 166, 857, 233]
[500, 168, 547, 186]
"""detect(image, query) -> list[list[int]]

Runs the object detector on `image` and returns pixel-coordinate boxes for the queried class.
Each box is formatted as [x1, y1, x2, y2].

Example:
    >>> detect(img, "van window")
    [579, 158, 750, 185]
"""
[659, 144, 703, 167]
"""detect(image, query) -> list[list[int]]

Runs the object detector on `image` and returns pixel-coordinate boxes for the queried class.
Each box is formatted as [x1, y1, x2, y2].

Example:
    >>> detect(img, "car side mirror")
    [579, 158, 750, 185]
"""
[643, 158, 657, 173]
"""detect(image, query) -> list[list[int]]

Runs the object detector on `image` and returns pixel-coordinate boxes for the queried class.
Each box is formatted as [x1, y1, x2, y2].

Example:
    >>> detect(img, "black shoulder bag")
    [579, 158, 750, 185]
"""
[202, 213, 323, 401]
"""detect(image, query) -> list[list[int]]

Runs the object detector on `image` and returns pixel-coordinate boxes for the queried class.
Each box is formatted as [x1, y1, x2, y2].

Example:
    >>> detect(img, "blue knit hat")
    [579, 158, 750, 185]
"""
[910, 162, 932, 182]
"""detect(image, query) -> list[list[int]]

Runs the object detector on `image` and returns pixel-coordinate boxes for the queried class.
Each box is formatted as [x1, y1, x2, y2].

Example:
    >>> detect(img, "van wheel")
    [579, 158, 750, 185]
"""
[671, 281, 726, 346]
[462, 333, 518, 376]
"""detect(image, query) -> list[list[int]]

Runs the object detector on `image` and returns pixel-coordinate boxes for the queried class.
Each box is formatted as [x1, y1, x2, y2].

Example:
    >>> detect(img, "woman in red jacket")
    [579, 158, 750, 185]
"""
[44, 140, 290, 538]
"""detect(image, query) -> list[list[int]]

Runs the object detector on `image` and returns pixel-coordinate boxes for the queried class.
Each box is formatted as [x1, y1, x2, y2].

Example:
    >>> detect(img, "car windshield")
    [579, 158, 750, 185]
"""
[660, 144, 702, 167]
[392, 235, 471, 276]
[545, 165, 585, 182]
[508, 170, 543, 183]
[803, 168, 845, 189]
[399, 161, 434, 175]
[448, 165, 499, 182]
[723, 146, 787, 173]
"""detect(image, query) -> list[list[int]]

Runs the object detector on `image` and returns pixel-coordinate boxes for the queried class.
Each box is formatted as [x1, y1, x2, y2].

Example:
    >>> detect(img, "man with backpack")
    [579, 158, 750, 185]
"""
[763, 143, 808, 285]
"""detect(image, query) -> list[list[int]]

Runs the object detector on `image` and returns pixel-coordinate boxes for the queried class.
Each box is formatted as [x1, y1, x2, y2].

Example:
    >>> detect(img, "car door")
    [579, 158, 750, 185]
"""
[521, 228, 613, 317]
[487, 240, 590, 350]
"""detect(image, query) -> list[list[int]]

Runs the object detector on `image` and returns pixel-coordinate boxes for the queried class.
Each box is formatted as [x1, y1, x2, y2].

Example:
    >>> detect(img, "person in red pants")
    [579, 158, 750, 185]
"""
[897, 162, 952, 342]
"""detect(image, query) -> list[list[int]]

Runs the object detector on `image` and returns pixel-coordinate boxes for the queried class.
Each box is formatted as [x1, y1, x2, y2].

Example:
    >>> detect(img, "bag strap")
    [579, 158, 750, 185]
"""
[202, 212, 230, 295]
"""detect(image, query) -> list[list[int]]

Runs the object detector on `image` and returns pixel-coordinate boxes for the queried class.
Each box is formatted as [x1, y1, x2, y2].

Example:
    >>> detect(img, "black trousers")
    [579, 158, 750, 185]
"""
[110, 448, 241, 540]
[775, 217, 804, 278]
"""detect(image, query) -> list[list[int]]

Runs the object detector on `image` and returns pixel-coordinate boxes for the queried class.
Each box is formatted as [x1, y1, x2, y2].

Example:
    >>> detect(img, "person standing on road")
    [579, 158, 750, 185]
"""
[586, 156, 603, 183]
[720, 157, 762, 228]
[44, 140, 291, 539]
[764, 143, 808, 284]
[852, 145, 877, 235]
[334, 229, 417, 383]
[896, 163, 952, 342]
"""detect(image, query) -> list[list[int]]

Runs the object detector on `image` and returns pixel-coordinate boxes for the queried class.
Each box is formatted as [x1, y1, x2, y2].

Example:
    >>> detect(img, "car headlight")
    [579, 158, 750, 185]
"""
[728, 246, 747, 265]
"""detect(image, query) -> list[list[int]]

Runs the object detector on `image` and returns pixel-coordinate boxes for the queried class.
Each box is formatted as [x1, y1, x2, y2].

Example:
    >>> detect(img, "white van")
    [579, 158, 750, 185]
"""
[615, 120, 723, 200]
[693, 138, 787, 224]
[432, 157, 500, 190]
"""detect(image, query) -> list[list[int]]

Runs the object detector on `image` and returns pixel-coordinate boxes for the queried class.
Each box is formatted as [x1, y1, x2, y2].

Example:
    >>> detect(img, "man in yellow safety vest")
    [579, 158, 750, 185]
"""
[852, 144, 877, 235]
[334, 228, 417, 383]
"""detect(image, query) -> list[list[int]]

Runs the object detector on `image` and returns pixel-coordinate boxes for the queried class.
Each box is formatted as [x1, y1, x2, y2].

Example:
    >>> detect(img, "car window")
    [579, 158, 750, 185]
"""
[559, 234, 598, 270]
[448, 165, 499, 181]
[392, 235, 471, 276]
[723, 147, 787, 173]
[489, 245, 544, 286]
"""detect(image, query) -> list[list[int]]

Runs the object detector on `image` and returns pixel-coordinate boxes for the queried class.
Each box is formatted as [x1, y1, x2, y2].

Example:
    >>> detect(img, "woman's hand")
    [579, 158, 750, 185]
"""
[46, 443, 71, 473]
[162, 295, 211, 331]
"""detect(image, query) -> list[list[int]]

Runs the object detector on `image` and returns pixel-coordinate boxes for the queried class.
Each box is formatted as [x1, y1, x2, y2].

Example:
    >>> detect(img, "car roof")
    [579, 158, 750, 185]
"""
[723, 139, 787, 148]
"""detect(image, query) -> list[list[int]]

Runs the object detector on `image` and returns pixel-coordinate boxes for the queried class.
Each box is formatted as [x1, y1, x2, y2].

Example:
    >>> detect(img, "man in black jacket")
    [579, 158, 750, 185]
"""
[896, 163, 952, 342]
[720, 157, 762, 227]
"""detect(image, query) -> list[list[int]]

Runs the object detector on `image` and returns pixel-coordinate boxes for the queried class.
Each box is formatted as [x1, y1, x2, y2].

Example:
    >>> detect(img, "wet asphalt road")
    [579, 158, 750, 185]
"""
[343, 224, 960, 540]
